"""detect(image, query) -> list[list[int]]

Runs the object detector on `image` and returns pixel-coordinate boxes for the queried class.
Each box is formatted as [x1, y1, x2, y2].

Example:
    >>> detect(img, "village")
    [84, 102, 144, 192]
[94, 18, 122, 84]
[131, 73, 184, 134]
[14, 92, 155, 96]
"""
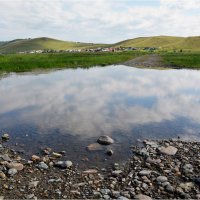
[18, 46, 158, 54]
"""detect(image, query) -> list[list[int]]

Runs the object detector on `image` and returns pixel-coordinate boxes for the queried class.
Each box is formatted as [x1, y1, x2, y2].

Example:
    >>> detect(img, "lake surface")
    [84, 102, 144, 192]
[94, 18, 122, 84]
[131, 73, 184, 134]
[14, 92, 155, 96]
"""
[1, 65, 200, 168]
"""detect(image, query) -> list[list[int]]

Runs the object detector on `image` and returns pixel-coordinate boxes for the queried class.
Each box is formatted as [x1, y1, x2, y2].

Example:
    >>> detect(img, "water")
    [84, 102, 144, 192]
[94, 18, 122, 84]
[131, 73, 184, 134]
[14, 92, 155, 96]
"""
[1, 65, 200, 168]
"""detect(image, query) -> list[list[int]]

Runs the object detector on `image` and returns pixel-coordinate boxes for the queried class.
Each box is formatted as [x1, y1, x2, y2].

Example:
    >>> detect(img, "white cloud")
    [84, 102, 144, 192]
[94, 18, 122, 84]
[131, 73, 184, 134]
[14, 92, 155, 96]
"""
[0, 0, 199, 42]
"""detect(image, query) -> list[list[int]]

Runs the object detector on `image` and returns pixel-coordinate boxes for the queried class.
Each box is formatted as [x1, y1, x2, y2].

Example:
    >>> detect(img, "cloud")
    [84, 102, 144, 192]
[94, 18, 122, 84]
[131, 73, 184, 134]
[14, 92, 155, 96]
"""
[0, 0, 199, 42]
[1, 66, 200, 141]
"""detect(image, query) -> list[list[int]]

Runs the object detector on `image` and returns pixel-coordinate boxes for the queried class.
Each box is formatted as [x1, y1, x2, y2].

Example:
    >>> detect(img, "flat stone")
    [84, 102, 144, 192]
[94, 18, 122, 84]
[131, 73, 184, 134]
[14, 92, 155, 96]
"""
[0, 154, 11, 161]
[100, 189, 111, 195]
[117, 196, 129, 200]
[54, 161, 72, 169]
[112, 170, 123, 176]
[97, 136, 114, 145]
[52, 152, 62, 158]
[157, 176, 168, 183]
[139, 170, 152, 176]
[159, 146, 178, 155]
[134, 194, 152, 200]
[86, 143, 104, 151]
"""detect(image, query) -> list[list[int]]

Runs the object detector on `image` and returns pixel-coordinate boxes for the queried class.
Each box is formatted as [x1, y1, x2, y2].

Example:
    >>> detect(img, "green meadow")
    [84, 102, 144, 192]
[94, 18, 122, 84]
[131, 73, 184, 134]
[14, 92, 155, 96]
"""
[0, 51, 146, 73]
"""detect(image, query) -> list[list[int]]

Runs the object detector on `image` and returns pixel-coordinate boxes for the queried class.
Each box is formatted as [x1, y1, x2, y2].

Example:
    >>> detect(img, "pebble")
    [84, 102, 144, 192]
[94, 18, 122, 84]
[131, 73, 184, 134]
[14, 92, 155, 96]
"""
[0, 171, 6, 179]
[8, 168, 18, 176]
[38, 162, 48, 170]
[134, 194, 152, 200]
[106, 149, 114, 156]
[2, 133, 9, 140]
[180, 182, 194, 192]
[156, 176, 168, 183]
[139, 170, 152, 176]
[159, 146, 178, 155]
[5, 162, 24, 171]
[29, 181, 39, 188]
[97, 136, 114, 145]
[165, 184, 175, 193]
[31, 155, 40, 162]
[54, 161, 72, 169]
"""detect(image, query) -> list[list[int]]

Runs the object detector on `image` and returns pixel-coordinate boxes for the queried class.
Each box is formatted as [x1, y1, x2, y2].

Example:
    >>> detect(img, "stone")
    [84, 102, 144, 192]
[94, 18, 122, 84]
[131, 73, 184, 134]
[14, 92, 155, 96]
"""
[139, 148, 149, 157]
[31, 155, 40, 162]
[156, 176, 168, 183]
[97, 136, 114, 145]
[86, 143, 104, 151]
[134, 194, 152, 200]
[38, 162, 48, 170]
[0, 171, 6, 179]
[142, 182, 148, 190]
[106, 149, 114, 156]
[117, 196, 129, 200]
[8, 168, 17, 176]
[83, 169, 98, 174]
[112, 191, 121, 198]
[93, 191, 102, 198]
[29, 181, 39, 188]
[112, 170, 123, 177]
[26, 194, 35, 199]
[54, 161, 72, 169]
[139, 170, 152, 176]
[166, 184, 175, 193]
[52, 152, 62, 158]
[2, 133, 9, 140]
[4, 162, 24, 171]
[144, 141, 159, 148]
[183, 164, 193, 173]
[100, 189, 111, 195]
[194, 178, 200, 186]
[1, 154, 11, 161]
[159, 146, 178, 155]
[180, 182, 194, 192]
[146, 157, 161, 164]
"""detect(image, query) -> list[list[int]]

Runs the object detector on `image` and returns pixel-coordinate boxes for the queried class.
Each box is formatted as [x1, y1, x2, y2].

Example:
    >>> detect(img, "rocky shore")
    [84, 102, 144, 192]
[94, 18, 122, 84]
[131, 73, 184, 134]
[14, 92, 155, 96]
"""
[0, 134, 200, 199]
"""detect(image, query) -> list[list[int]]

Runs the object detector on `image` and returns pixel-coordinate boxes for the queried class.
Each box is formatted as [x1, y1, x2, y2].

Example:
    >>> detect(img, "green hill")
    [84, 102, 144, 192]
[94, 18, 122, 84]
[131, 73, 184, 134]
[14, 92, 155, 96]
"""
[1, 36, 200, 53]
[113, 36, 200, 51]
[0, 37, 108, 53]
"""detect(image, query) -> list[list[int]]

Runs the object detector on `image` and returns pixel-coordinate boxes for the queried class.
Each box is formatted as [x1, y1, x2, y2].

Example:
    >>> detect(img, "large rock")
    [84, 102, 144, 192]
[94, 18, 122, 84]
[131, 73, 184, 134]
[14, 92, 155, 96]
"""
[159, 146, 178, 155]
[97, 136, 114, 145]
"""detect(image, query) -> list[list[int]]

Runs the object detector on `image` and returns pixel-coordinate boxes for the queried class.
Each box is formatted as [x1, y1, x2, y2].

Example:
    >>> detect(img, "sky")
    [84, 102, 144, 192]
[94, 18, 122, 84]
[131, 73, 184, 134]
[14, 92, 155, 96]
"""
[0, 0, 200, 43]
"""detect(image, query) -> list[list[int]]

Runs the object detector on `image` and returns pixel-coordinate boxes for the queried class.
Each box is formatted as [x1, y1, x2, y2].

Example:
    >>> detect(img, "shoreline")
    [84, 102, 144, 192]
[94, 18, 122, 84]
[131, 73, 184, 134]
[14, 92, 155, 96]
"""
[0, 137, 200, 199]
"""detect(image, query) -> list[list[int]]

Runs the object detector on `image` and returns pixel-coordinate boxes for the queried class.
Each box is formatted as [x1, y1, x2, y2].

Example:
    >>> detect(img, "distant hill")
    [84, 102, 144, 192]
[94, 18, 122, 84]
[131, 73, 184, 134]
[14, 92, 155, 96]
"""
[0, 37, 108, 53]
[0, 36, 200, 53]
[113, 36, 200, 51]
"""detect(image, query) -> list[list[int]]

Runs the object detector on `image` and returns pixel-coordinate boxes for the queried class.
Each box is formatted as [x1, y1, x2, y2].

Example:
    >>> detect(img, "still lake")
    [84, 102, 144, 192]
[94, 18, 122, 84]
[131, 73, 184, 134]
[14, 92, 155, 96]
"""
[1, 65, 200, 168]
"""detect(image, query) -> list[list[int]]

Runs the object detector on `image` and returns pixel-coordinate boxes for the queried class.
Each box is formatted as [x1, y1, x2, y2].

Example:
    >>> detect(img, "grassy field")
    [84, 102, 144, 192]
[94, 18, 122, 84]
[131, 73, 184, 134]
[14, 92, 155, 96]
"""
[161, 52, 200, 69]
[0, 51, 146, 73]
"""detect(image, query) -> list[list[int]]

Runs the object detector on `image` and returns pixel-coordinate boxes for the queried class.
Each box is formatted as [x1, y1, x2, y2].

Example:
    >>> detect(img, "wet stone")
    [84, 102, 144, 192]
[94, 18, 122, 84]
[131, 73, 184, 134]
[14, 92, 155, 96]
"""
[54, 161, 72, 169]
[97, 136, 114, 145]
[38, 162, 48, 170]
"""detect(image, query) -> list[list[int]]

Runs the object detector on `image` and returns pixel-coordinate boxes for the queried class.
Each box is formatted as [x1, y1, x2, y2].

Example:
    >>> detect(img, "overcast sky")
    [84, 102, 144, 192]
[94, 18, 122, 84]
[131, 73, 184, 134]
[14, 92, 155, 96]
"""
[0, 0, 200, 43]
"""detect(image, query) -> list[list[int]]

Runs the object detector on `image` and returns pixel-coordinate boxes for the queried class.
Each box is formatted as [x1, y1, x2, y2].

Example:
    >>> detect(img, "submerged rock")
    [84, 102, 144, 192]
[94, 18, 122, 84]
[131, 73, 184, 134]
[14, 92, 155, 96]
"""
[86, 143, 104, 151]
[97, 136, 114, 145]
[106, 149, 114, 156]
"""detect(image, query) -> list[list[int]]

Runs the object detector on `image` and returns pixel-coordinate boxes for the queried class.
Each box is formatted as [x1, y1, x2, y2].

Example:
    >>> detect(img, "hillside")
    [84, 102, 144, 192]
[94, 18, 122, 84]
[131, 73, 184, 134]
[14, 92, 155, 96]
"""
[0, 37, 108, 53]
[0, 36, 200, 53]
[113, 36, 200, 51]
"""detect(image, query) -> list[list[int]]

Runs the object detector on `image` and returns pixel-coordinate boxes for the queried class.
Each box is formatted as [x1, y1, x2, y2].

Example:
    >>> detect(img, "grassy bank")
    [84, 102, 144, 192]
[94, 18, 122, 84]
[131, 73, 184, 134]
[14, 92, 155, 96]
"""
[161, 52, 200, 69]
[0, 51, 145, 73]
